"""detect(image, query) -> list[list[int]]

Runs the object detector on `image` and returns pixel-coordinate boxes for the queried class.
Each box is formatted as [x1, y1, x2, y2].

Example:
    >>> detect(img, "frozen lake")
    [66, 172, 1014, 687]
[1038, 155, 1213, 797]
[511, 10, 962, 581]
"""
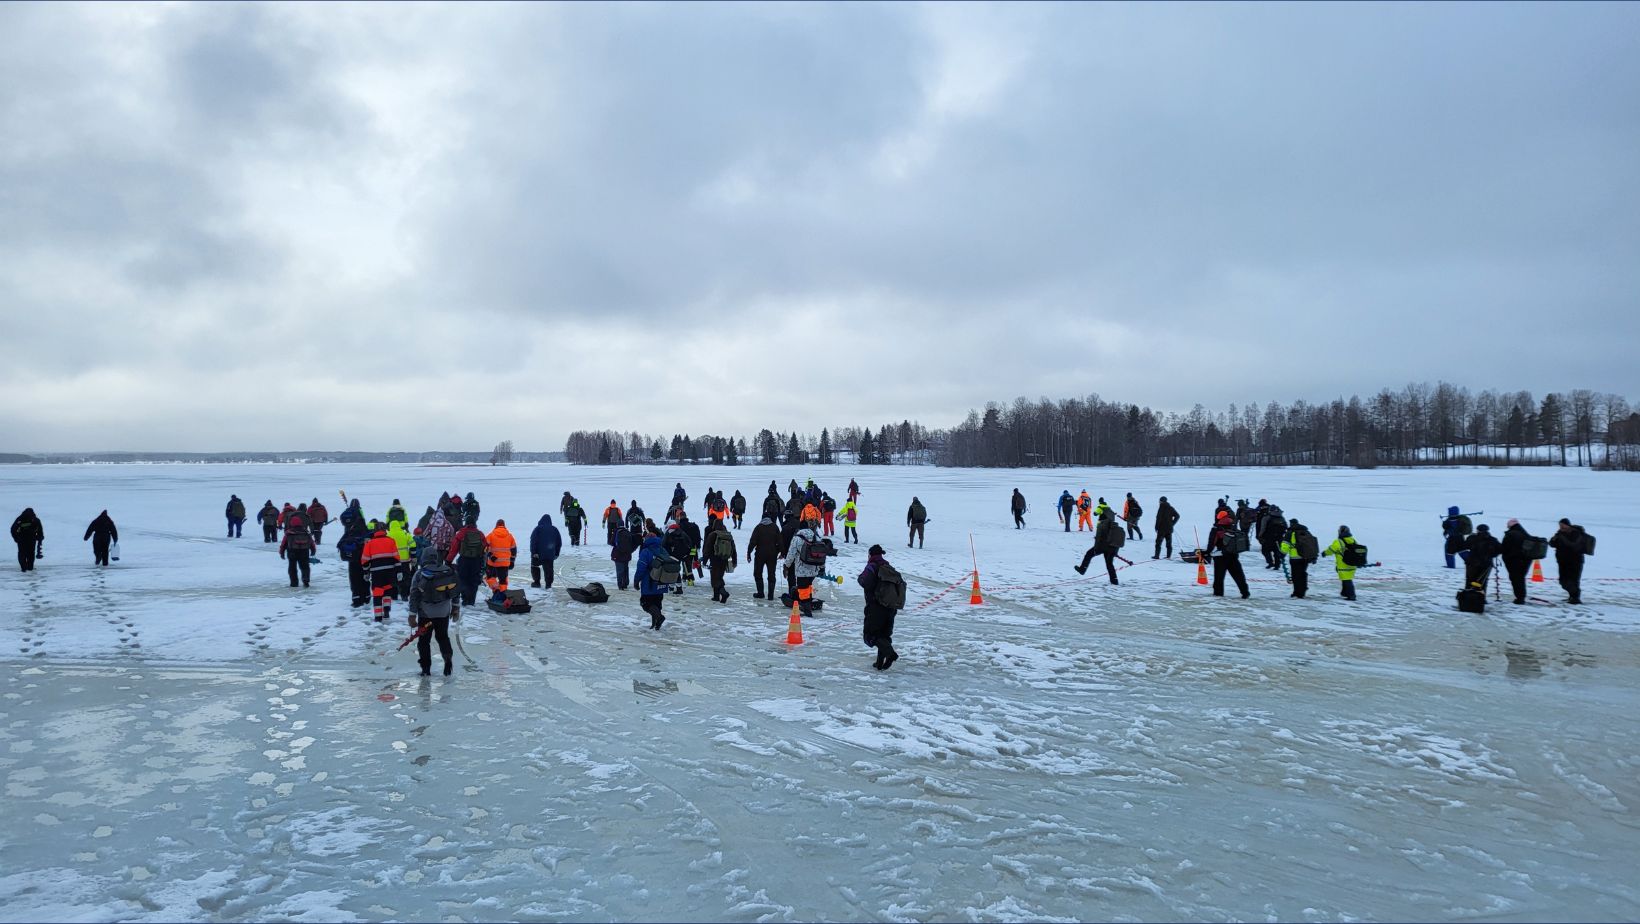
[3, 463, 1638, 921]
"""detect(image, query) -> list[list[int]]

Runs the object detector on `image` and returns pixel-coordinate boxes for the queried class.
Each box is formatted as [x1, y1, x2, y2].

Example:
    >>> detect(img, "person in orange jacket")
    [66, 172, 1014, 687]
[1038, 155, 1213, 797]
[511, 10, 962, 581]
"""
[360, 527, 401, 621]
[484, 519, 518, 600]
[602, 500, 623, 546]
[1076, 491, 1094, 531]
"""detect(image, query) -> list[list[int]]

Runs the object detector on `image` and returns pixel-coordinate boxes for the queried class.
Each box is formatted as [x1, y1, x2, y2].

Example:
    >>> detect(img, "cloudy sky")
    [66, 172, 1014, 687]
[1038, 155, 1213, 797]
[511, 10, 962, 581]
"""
[3, 2, 1637, 451]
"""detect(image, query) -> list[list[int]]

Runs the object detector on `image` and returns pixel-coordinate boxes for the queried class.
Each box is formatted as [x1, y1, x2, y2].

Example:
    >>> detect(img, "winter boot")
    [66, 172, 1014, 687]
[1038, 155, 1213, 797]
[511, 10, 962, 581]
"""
[1073, 565, 1087, 575]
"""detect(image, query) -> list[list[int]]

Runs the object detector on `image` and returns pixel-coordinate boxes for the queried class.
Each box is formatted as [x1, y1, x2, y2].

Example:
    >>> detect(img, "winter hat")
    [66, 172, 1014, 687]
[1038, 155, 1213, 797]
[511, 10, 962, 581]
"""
[393, 498, 400, 505]
[495, 519, 505, 527]
[1448, 505, 1460, 516]
[1339, 525, 1352, 538]
[868, 544, 885, 556]
[1559, 518, 1572, 526]
[1160, 496, 1168, 502]
[1507, 518, 1520, 528]
[1476, 524, 1490, 533]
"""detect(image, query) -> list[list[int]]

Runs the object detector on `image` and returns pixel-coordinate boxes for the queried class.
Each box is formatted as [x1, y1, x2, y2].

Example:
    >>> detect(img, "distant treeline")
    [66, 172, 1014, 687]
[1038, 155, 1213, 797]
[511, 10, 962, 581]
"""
[568, 384, 1640, 471]
[7, 451, 566, 464]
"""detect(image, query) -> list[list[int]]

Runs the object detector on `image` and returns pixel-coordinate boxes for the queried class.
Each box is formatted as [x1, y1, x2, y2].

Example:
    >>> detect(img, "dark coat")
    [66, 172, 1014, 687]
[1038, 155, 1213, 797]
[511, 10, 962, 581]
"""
[1549, 526, 1588, 566]
[703, 521, 737, 567]
[779, 517, 800, 557]
[611, 526, 640, 563]
[730, 493, 747, 515]
[1500, 523, 1529, 566]
[1154, 501, 1180, 536]
[11, 509, 44, 545]
[530, 515, 563, 561]
[84, 512, 118, 546]
[1463, 531, 1502, 566]
[747, 519, 781, 564]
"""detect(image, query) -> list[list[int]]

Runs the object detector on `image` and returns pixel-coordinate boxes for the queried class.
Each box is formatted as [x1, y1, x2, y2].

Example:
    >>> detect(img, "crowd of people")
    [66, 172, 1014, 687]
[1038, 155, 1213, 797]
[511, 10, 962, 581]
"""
[7, 476, 1600, 674]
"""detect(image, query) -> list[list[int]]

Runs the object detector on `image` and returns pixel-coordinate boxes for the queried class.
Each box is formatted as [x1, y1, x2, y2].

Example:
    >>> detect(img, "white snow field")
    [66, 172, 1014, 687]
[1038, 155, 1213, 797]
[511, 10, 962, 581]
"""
[2, 462, 1638, 922]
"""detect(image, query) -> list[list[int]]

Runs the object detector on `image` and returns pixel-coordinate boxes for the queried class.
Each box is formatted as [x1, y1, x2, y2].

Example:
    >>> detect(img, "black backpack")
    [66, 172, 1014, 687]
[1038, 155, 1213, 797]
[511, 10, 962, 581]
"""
[1343, 542, 1369, 567]
[909, 501, 927, 523]
[419, 564, 458, 604]
[1219, 529, 1250, 554]
[1521, 536, 1549, 560]
[1100, 520, 1126, 549]
[799, 536, 829, 567]
[1128, 501, 1143, 519]
[1294, 529, 1319, 563]
[458, 530, 486, 560]
[1581, 532, 1597, 556]
[874, 562, 907, 610]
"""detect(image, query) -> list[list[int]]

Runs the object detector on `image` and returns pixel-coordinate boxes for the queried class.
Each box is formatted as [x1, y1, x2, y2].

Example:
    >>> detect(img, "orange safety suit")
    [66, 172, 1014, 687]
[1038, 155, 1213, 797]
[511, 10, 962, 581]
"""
[1077, 492, 1094, 531]
[484, 522, 517, 593]
[361, 530, 401, 619]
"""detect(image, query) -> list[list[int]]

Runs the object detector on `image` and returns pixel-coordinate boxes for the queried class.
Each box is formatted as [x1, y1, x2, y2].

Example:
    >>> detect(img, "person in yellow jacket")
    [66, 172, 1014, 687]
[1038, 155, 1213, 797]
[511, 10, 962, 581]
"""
[1321, 525, 1361, 601]
[387, 519, 415, 599]
[1076, 491, 1093, 531]
[839, 499, 859, 544]
[484, 519, 518, 598]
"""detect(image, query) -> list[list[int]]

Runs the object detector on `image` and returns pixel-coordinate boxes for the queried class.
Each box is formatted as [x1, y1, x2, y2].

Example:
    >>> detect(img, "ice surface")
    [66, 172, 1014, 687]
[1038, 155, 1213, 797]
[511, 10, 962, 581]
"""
[2, 463, 1638, 921]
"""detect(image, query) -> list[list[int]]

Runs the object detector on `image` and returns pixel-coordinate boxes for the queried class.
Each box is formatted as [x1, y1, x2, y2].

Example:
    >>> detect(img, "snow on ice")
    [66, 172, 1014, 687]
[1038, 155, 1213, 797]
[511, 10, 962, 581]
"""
[2, 462, 1639, 921]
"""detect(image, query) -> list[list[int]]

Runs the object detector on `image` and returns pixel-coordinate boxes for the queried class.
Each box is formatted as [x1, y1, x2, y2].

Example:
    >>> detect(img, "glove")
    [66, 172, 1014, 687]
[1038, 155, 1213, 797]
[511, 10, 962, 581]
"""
[452, 610, 461, 623]
[407, 615, 416, 629]
[532, 554, 540, 567]
[279, 550, 286, 560]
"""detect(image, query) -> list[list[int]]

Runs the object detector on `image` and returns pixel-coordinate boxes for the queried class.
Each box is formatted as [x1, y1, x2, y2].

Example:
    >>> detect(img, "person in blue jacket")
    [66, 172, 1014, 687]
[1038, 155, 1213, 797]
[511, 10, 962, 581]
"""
[635, 527, 668, 630]
[530, 514, 563, 589]
[1057, 491, 1075, 532]
[1442, 505, 1471, 569]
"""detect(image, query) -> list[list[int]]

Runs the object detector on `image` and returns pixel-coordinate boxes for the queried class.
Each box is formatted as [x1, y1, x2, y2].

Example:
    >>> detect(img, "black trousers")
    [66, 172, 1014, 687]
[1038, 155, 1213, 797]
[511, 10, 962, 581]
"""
[17, 541, 36, 572]
[1261, 543, 1280, 567]
[1289, 558, 1308, 598]
[1504, 558, 1529, 603]
[312, 526, 323, 547]
[1061, 509, 1073, 532]
[287, 549, 311, 586]
[262, 523, 278, 542]
[348, 558, 369, 604]
[567, 522, 582, 546]
[864, 604, 896, 649]
[1079, 547, 1118, 584]
[92, 539, 111, 566]
[908, 522, 924, 547]
[843, 524, 857, 543]
[1559, 556, 1583, 601]
[640, 593, 665, 628]
[1465, 559, 1493, 592]
[1013, 510, 1025, 529]
[732, 513, 743, 528]
[457, 557, 483, 605]
[416, 616, 452, 673]
[1127, 520, 1143, 540]
[753, 559, 776, 597]
[710, 560, 728, 601]
[1154, 532, 1173, 558]
[615, 559, 630, 590]
[532, 558, 555, 589]
[1213, 555, 1249, 597]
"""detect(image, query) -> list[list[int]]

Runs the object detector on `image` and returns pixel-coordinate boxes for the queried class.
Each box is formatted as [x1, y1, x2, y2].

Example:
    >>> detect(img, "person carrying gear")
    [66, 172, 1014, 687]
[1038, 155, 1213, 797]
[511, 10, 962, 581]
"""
[704, 516, 737, 603]
[11, 508, 44, 572]
[1057, 491, 1075, 532]
[1441, 505, 1472, 568]
[672, 483, 687, 508]
[635, 525, 671, 630]
[279, 504, 315, 588]
[84, 510, 118, 567]
[388, 519, 415, 594]
[1258, 504, 1288, 570]
[225, 495, 247, 538]
[1322, 525, 1364, 601]
[624, 501, 645, 535]
[611, 520, 640, 590]
[1549, 518, 1589, 604]
[1500, 519, 1534, 605]
[563, 498, 587, 546]
[1462, 524, 1501, 594]
[337, 514, 371, 608]
[839, 499, 859, 544]
[386, 499, 408, 531]
[1074, 508, 1124, 584]
[1011, 489, 1028, 529]
[361, 526, 400, 619]
[462, 492, 480, 524]
[858, 544, 906, 671]
[729, 491, 747, 529]
[677, 511, 703, 583]
[407, 547, 461, 677]
[448, 516, 489, 606]
[602, 500, 623, 546]
[663, 521, 694, 596]
[906, 497, 928, 549]
[308, 498, 329, 547]
[1122, 493, 1144, 541]
[530, 514, 563, 589]
[257, 501, 280, 543]
[1279, 519, 1319, 599]
[847, 479, 860, 503]
[1206, 508, 1251, 599]
[819, 494, 837, 537]
[1075, 491, 1094, 531]
[1153, 497, 1180, 559]
[483, 519, 517, 601]
[787, 516, 827, 616]
[762, 491, 784, 524]
[747, 516, 782, 599]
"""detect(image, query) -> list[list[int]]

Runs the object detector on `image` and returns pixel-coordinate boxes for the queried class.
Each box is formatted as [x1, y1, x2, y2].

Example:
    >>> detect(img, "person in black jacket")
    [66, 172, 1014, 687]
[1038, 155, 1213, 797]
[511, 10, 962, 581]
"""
[11, 508, 44, 572]
[1206, 509, 1250, 599]
[761, 491, 783, 525]
[858, 545, 902, 670]
[703, 516, 737, 603]
[1499, 519, 1533, 605]
[610, 521, 640, 590]
[1462, 524, 1502, 592]
[1549, 518, 1588, 604]
[1074, 509, 1122, 585]
[84, 510, 118, 566]
[1153, 497, 1180, 559]
[746, 516, 782, 600]
[662, 521, 693, 596]
[256, 501, 280, 543]
[1010, 489, 1028, 529]
[730, 490, 747, 529]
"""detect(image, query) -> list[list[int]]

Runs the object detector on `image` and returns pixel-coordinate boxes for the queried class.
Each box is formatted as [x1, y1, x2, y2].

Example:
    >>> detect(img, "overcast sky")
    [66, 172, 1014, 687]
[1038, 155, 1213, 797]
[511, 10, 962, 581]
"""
[3, 2, 1637, 452]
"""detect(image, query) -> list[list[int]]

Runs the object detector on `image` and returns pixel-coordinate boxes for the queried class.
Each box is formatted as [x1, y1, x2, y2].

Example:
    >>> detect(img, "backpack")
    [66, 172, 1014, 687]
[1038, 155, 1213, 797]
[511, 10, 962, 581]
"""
[1219, 529, 1249, 554]
[419, 564, 458, 604]
[1521, 536, 1549, 560]
[1128, 501, 1143, 519]
[285, 515, 312, 552]
[710, 530, 735, 561]
[1100, 520, 1125, 549]
[1265, 515, 1288, 540]
[1343, 542, 1369, 567]
[799, 536, 829, 567]
[1295, 529, 1319, 563]
[1456, 515, 1473, 536]
[1581, 532, 1597, 556]
[1457, 587, 1486, 614]
[648, 549, 683, 585]
[874, 562, 907, 610]
[229, 499, 246, 519]
[458, 530, 485, 560]
[909, 501, 927, 523]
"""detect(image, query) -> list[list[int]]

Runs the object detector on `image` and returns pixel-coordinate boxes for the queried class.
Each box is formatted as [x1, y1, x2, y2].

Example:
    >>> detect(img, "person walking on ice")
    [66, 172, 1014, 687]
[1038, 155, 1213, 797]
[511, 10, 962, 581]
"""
[84, 510, 118, 567]
[906, 497, 928, 549]
[1122, 493, 1144, 541]
[1322, 525, 1364, 601]
[407, 548, 461, 677]
[858, 544, 906, 671]
[1010, 489, 1028, 529]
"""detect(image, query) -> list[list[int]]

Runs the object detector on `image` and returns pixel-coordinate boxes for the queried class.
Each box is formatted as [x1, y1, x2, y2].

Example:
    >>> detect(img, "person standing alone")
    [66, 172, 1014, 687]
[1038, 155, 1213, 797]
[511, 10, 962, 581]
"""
[84, 510, 118, 567]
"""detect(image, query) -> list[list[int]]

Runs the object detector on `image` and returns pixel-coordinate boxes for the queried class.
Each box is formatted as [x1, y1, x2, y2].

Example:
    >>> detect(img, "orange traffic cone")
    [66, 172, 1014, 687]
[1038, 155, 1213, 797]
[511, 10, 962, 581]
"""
[785, 601, 804, 646]
[969, 570, 984, 605]
[1531, 560, 1544, 583]
[1196, 554, 1209, 586]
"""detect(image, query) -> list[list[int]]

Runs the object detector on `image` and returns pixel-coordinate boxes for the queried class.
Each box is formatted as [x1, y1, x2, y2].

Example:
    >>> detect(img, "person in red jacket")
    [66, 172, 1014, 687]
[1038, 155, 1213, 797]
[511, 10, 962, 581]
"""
[360, 527, 401, 621]
[446, 516, 488, 606]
